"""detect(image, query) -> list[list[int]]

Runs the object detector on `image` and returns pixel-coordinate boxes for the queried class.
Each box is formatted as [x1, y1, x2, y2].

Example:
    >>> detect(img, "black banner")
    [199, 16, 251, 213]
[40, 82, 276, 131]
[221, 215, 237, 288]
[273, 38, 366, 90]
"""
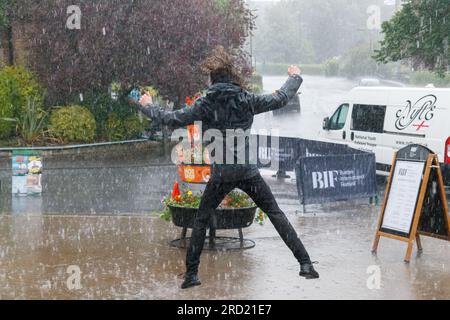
[254, 135, 377, 205]
[256, 135, 353, 172]
[296, 148, 377, 205]
[256, 135, 300, 172]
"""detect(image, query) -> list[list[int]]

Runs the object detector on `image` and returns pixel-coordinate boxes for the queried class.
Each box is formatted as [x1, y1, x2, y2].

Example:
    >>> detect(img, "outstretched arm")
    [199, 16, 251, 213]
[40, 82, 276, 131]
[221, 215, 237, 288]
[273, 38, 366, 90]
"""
[249, 66, 303, 115]
[137, 95, 207, 129]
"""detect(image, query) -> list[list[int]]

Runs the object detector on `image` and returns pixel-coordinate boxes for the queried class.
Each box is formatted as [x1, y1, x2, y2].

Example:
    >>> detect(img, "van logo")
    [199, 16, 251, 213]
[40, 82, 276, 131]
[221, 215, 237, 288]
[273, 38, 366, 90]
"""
[395, 95, 437, 130]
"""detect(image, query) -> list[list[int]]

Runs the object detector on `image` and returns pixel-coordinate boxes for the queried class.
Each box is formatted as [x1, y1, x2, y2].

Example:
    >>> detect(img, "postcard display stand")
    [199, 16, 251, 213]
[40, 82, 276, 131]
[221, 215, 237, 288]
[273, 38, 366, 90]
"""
[12, 150, 43, 195]
[372, 144, 450, 262]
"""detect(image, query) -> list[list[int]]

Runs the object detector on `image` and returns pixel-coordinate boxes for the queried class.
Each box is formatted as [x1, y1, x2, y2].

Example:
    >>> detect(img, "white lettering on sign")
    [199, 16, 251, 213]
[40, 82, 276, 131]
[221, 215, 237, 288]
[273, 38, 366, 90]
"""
[312, 171, 339, 189]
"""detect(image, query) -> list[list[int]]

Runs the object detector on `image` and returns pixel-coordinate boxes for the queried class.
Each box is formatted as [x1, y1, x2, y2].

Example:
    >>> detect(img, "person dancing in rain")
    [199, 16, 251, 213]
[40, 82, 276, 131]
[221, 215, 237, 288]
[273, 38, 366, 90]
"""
[137, 46, 319, 289]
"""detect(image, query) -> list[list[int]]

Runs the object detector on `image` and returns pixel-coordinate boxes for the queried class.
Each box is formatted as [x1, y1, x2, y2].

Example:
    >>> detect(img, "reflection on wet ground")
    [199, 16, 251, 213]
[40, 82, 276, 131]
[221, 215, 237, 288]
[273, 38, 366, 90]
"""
[1, 202, 450, 300]
[0, 144, 449, 299]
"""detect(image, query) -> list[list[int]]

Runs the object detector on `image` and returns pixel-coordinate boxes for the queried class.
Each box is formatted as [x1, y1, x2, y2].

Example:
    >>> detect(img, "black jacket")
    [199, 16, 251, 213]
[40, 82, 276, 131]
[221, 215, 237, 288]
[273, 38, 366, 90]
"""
[138, 75, 303, 181]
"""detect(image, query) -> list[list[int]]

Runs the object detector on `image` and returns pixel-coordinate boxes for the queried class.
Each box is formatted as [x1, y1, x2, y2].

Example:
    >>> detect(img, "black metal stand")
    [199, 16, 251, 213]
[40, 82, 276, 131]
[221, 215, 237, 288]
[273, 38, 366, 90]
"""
[272, 170, 291, 179]
[170, 227, 256, 251]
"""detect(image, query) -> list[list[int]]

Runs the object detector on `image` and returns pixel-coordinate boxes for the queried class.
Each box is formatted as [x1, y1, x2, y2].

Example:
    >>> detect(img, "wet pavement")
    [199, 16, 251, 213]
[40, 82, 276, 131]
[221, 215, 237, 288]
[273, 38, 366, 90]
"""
[0, 142, 179, 215]
[1, 154, 450, 300]
[1, 182, 450, 299]
[0, 76, 450, 300]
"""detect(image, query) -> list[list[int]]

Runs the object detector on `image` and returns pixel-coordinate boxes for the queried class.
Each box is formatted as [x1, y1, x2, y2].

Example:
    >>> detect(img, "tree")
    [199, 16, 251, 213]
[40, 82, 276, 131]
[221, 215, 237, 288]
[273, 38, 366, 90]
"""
[0, 0, 15, 65]
[375, 0, 450, 74]
[0, 0, 12, 28]
[253, 1, 314, 64]
[14, 0, 253, 105]
[251, 0, 394, 64]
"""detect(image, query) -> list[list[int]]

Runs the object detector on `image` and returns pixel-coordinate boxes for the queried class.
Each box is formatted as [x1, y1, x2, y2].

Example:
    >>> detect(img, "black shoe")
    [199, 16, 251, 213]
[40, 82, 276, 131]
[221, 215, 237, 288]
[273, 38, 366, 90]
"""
[181, 274, 202, 289]
[299, 262, 319, 279]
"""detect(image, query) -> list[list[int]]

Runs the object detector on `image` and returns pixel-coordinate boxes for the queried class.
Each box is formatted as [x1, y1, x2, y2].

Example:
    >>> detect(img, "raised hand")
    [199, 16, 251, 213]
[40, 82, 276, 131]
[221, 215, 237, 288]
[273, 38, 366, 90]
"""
[139, 93, 153, 107]
[288, 65, 302, 77]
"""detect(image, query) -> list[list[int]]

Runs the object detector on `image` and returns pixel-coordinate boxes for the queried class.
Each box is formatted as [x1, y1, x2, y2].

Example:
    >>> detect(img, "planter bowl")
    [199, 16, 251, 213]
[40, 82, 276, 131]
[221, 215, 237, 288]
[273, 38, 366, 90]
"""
[169, 205, 257, 230]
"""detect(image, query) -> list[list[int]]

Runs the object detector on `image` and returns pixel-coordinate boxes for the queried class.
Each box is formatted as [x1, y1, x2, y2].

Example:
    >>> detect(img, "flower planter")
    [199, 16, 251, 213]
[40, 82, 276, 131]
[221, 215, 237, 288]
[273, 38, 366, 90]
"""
[168, 205, 258, 250]
[169, 205, 257, 229]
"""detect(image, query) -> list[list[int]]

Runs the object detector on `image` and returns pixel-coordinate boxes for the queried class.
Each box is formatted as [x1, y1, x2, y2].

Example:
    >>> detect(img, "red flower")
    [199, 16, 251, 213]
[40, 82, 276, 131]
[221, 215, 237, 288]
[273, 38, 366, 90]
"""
[172, 181, 181, 200]
[185, 94, 202, 107]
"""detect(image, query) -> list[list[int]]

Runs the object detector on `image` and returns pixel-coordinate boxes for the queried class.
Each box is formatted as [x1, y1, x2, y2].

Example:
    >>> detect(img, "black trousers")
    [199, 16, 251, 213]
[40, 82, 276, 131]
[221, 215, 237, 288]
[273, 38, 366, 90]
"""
[186, 172, 312, 275]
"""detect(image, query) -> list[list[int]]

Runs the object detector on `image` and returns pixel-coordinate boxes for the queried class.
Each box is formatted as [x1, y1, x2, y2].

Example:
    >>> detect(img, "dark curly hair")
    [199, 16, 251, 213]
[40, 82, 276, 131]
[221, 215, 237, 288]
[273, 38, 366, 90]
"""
[200, 46, 249, 88]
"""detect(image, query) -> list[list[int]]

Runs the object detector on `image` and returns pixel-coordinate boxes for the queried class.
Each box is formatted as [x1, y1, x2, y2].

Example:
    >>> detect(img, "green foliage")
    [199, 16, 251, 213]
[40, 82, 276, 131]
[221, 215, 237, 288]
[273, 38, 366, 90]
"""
[1, 98, 48, 146]
[158, 208, 172, 222]
[0, 66, 44, 139]
[104, 112, 147, 142]
[302, 64, 325, 75]
[249, 73, 263, 94]
[0, 0, 13, 28]
[140, 86, 159, 98]
[253, 1, 315, 64]
[49, 106, 96, 143]
[410, 71, 450, 87]
[252, 0, 394, 65]
[213, 0, 229, 12]
[157, 190, 255, 222]
[339, 43, 398, 79]
[81, 92, 145, 140]
[81, 93, 114, 138]
[257, 63, 324, 76]
[105, 113, 125, 142]
[221, 191, 254, 209]
[124, 114, 148, 140]
[340, 44, 379, 78]
[375, 0, 450, 74]
[324, 58, 340, 77]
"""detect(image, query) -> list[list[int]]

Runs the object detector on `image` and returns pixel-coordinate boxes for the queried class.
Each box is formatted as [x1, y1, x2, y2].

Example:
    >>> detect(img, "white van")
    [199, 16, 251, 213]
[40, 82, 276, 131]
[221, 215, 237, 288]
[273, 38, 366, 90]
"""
[321, 87, 450, 185]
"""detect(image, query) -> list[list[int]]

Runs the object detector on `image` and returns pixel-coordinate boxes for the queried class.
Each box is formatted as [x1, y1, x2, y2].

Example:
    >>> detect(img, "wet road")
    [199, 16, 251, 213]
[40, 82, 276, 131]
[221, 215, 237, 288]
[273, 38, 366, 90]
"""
[0, 76, 449, 300]
[252, 75, 357, 139]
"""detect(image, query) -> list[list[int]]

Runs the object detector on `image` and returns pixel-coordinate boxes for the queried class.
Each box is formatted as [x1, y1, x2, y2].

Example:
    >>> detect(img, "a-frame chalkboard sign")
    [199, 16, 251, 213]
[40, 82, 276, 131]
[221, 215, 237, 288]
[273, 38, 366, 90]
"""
[372, 144, 450, 262]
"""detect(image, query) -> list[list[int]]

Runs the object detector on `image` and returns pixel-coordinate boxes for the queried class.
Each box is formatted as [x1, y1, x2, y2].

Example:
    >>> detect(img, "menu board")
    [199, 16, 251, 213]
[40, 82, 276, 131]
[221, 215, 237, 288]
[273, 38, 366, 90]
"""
[373, 145, 450, 263]
[381, 160, 425, 236]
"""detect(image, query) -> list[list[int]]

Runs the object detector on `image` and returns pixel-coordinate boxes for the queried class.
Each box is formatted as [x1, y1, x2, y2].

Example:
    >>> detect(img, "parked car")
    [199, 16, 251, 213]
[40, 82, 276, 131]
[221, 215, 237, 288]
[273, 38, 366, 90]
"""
[273, 93, 301, 116]
[359, 78, 381, 87]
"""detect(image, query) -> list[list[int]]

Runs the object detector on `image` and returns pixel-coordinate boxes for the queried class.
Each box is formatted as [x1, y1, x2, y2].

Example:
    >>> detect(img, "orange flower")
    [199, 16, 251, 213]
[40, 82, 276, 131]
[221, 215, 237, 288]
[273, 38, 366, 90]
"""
[172, 181, 181, 199]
